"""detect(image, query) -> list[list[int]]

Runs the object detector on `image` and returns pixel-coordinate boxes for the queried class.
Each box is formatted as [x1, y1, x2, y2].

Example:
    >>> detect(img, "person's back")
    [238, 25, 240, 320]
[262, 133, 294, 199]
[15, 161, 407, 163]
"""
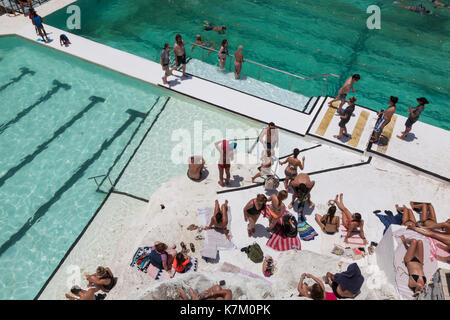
[324, 215, 339, 233]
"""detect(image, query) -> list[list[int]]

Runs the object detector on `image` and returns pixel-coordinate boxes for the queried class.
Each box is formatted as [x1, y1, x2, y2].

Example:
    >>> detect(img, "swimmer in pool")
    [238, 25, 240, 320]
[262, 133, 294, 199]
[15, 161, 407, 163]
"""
[203, 21, 227, 34]
[396, 2, 434, 15]
[190, 35, 217, 56]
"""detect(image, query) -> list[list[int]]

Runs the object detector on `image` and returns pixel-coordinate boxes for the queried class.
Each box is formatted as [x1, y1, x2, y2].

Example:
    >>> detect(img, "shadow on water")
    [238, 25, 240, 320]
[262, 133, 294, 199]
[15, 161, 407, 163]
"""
[0, 80, 71, 135]
[0, 67, 36, 93]
[0, 107, 149, 258]
[0, 96, 106, 189]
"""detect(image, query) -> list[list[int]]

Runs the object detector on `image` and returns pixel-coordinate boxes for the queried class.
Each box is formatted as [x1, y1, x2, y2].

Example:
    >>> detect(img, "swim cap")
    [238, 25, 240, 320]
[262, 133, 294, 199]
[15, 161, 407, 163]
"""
[229, 142, 237, 149]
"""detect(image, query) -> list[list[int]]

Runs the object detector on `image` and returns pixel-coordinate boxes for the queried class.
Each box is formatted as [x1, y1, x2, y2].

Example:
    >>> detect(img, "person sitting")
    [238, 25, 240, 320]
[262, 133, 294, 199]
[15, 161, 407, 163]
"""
[288, 173, 315, 212]
[315, 204, 340, 234]
[243, 194, 267, 236]
[178, 284, 232, 300]
[409, 202, 439, 228]
[60, 34, 71, 47]
[65, 285, 96, 300]
[334, 193, 367, 245]
[279, 148, 304, 191]
[187, 155, 205, 181]
[85, 266, 116, 293]
[205, 200, 231, 240]
[298, 273, 337, 300]
[148, 242, 176, 272]
[323, 263, 364, 299]
[172, 252, 192, 275]
[266, 190, 288, 232]
[251, 150, 274, 182]
[395, 204, 417, 228]
[400, 235, 427, 294]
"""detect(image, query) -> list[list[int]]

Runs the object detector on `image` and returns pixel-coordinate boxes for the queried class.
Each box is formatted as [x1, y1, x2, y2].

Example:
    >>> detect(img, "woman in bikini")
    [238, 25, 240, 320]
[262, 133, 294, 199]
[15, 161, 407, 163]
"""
[266, 190, 288, 232]
[315, 204, 340, 234]
[279, 148, 304, 191]
[400, 235, 427, 294]
[85, 266, 116, 293]
[234, 45, 244, 79]
[334, 193, 367, 245]
[218, 39, 229, 70]
[243, 194, 267, 236]
[395, 204, 417, 227]
[205, 200, 230, 240]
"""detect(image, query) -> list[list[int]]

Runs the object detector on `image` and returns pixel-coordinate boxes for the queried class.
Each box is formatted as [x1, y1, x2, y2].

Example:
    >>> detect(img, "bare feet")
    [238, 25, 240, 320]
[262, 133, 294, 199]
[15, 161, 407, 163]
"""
[396, 134, 405, 140]
[218, 180, 224, 187]
[400, 235, 407, 247]
[334, 135, 341, 139]
[288, 202, 293, 209]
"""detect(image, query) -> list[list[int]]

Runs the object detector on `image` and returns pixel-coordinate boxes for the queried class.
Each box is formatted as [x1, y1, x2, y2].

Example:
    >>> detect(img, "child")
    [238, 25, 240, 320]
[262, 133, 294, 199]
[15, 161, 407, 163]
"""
[60, 34, 71, 47]
[31, 11, 49, 42]
[334, 96, 356, 139]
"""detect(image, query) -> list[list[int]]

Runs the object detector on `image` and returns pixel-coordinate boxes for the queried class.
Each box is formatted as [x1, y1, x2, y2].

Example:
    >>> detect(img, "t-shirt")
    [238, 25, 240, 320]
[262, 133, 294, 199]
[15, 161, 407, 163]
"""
[340, 105, 355, 125]
[160, 50, 169, 65]
[409, 104, 424, 120]
[32, 16, 43, 28]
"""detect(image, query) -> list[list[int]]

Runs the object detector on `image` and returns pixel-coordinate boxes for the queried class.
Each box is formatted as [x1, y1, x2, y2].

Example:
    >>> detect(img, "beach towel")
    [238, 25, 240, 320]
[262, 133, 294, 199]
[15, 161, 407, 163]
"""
[219, 262, 274, 285]
[198, 207, 236, 259]
[375, 212, 403, 235]
[393, 228, 437, 300]
[263, 206, 301, 251]
[339, 224, 366, 247]
[297, 220, 318, 241]
[130, 247, 153, 273]
[147, 257, 198, 281]
[427, 237, 450, 263]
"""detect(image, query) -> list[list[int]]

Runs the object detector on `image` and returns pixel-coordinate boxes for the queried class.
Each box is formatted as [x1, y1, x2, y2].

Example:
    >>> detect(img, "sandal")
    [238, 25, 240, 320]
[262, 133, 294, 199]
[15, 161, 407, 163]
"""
[180, 242, 187, 252]
[187, 224, 198, 231]
[190, 243, 195, 253]
[195, 235, 204, 241]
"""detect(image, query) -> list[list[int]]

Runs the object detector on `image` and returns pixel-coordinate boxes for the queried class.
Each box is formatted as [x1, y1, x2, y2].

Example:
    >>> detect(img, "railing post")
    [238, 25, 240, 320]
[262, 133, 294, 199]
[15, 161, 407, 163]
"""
[202, 47, 204, 61]
[289, 75, 293, 90]
[322, 75, 329, 96]
[258, 65, 261, 80]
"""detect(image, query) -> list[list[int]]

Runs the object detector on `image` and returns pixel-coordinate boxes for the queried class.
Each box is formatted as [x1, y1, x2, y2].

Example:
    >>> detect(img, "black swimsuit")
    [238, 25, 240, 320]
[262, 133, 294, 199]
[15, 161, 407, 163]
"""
[247, 200, 265, 216]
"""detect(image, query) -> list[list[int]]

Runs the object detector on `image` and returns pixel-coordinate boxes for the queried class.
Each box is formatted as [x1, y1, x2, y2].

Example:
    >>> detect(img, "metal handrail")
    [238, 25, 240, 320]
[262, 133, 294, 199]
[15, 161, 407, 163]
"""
[186, 42, 339, 95]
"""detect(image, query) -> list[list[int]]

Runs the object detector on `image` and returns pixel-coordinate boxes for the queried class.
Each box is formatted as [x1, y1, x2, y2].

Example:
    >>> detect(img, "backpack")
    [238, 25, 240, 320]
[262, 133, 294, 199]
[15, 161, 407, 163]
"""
[264, 175, 279, 190]
[247, 243, 264, 263]
[282, 214, 298, 238]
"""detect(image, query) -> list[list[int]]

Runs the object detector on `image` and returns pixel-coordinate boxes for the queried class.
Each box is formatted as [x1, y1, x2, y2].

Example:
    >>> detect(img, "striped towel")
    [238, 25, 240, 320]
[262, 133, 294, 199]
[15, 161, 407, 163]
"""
[130, 247, 152, 273]
[266, 222, 302, 251]
[427, 237, 449, 263]
[340, 225, 366, 246]
[297, 220, 318, 241]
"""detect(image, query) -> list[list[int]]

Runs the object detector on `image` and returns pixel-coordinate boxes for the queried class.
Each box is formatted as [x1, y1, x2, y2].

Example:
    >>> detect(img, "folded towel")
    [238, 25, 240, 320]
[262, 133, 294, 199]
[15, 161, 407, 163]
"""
[297, 220, 318, 241]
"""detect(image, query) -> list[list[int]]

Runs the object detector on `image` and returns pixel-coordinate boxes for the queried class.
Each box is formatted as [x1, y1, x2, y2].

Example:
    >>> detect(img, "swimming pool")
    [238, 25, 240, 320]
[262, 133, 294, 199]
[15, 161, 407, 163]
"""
[0, 35, 169, 299]
[45, 0, 450, 130]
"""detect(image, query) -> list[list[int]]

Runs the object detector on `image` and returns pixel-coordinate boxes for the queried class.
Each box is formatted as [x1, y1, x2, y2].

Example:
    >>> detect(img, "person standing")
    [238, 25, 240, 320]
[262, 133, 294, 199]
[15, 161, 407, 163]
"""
[171, 34, 187, 77]
[397, 97, 429, 140]
[218, 39, 229, 70]
[160, 43, 172, 84]
[370, 96, 398, 143]
[334, 96, 356, 139]
[279, 148, 304, 191]
[234, 45, 244, 79]
[259, 122, 279, 155]
[31, 10, 49, 43]
[215, 139, 237, 187]
[328, 74, 360, 115]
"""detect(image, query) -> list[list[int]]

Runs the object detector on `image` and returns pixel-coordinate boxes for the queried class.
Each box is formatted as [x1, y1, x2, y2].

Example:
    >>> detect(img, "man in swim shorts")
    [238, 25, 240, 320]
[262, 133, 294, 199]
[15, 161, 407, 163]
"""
[187, 155, 205, 181]
[334, 96, 356, 139]
[289, 173, 315, 214]
[215, 139, 237, 187]
[370, 96, 398, 143]
[328, 74, 360, 115]
[397, 97, 428, 140]
[259, 122, 279, 155]
[171, 34, 187, 77]
[203, 21, 227, 34]
[160, 43, 172, 84]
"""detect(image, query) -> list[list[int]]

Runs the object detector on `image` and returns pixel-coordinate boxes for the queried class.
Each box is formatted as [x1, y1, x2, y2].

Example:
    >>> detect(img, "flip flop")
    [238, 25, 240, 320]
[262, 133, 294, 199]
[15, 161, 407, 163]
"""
[187, 224, 198, 231]
[195, 235, 204, 241]
[180, 242, 187, 252]
[190, 243, 195, 253]
[384, 210, 393, 217]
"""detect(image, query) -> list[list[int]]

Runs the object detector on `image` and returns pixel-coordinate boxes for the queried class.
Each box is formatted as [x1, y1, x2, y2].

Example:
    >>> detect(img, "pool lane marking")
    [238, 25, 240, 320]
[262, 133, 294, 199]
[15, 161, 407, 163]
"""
[0, 96, 106, 189]
[377, 115, 397, 154]
[348, 110, 369, 148]
[0, 80, 71, 135]
[0, 107, 149, 258]
[315, 106, 336, 136]
[0, 67, 36, 93]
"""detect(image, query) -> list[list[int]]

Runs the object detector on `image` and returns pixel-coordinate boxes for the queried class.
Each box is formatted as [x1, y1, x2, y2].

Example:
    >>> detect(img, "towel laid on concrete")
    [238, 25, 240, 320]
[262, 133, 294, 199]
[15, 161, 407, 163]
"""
[393, 228, 438, 300]
[427, 237, 449, 263]
[376, 212, 403, 235]
[198, 207, 236, 259]
[339, 224, 366, 247]
[297, 220, 318, 241]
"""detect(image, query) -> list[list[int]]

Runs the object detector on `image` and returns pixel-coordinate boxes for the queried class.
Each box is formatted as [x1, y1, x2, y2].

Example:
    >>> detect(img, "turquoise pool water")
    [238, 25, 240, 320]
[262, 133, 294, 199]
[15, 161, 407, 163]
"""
[45, 0, 449, 130]
[0, 36, 168, 299]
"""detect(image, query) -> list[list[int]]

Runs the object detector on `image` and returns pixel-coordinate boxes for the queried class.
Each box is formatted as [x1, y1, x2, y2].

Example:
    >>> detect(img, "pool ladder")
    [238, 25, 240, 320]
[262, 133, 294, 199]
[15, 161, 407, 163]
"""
[88, 174, 113, 189]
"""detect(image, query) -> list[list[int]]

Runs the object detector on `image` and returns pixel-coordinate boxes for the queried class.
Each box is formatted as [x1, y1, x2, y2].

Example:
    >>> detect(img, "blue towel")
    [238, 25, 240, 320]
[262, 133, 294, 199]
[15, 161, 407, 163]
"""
[297, 221, 318, 241]
[334, 263, 364, 295]
[376, 212, 403, 234]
